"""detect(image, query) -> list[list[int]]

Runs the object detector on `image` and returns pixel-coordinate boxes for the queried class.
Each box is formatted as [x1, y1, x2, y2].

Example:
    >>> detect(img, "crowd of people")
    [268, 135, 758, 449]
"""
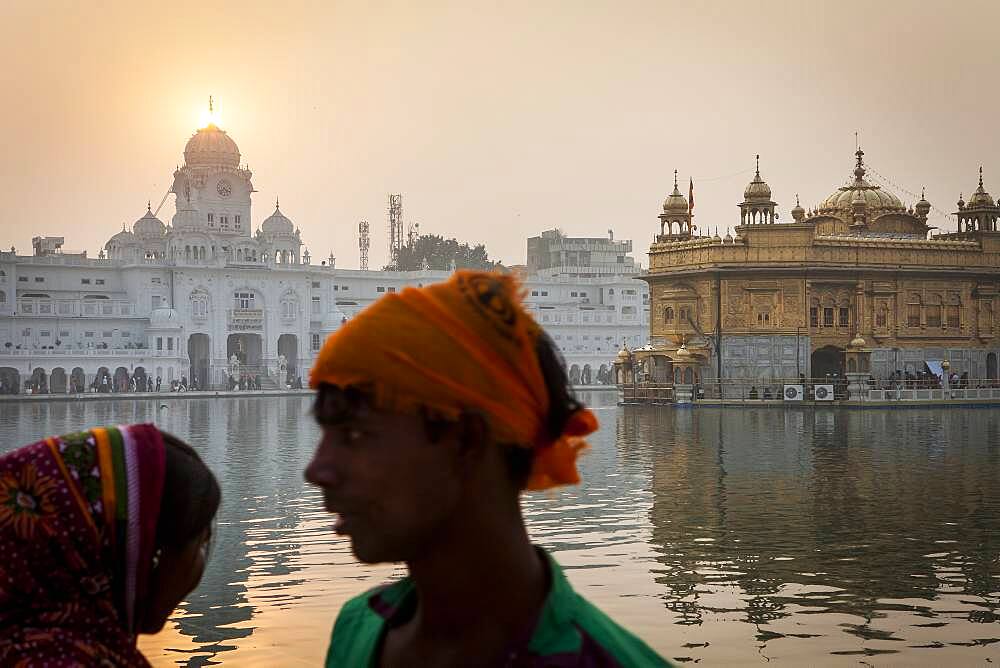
[0, 271, 668, 666]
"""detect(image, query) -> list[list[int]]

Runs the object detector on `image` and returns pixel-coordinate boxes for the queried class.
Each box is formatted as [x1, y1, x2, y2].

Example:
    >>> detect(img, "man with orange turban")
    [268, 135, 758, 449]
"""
[306, 270, 668, 667]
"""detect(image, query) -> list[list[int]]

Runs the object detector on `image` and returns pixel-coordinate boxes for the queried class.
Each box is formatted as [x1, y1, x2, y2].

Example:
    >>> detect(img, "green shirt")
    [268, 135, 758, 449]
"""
[325, 548, 670, 667]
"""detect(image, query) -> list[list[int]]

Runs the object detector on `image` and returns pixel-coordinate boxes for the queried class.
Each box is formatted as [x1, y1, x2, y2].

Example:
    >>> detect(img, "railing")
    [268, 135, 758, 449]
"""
[622, 377, 1000, 403]
[622, 383, 674, 403]
[16, 299, 136, 317]
[698, 378, 849, 401]
[0, 348, 179, 358]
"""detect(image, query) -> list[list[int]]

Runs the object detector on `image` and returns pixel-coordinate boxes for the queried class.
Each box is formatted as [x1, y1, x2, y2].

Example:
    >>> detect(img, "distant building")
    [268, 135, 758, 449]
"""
[527, 229, 637, 277]
[0, 109, 648, 393]
[633, 150, 1000, 388]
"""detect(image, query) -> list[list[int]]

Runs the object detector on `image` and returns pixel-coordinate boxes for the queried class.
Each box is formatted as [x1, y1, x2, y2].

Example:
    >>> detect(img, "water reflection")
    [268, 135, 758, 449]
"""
[0, 398, 997, 665]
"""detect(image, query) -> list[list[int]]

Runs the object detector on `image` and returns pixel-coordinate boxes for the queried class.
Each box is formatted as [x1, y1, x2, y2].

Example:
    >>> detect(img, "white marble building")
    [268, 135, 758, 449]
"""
[0, 119, 648, 393]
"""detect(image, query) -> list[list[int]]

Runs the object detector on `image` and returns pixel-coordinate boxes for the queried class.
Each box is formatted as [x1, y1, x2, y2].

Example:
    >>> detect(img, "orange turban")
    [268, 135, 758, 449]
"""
[309, 270, 598, 490]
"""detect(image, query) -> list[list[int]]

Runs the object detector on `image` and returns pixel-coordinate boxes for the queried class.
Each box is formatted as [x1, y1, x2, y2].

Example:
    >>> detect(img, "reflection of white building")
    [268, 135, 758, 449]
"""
[0, 115, 648, 393]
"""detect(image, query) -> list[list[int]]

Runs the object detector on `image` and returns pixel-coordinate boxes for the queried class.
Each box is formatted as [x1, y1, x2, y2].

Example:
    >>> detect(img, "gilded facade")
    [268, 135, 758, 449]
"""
[639, 150, 1000, 383]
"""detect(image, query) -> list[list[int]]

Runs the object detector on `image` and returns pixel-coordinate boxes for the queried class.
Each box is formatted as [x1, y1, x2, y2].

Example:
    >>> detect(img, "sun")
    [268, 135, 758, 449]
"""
[198, 96, 222, 128]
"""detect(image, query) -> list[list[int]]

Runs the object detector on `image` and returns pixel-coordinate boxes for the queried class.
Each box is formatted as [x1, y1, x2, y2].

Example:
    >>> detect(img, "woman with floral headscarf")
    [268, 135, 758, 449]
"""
[0, 424, 220, 666]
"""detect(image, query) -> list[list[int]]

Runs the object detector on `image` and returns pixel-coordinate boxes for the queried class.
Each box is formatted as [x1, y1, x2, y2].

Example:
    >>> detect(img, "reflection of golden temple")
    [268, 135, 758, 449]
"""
[627, 150, 1000, 397]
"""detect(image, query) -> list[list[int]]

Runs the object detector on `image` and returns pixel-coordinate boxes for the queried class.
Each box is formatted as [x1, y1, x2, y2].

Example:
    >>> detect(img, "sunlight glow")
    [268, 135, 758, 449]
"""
[198, 96, 222, 128]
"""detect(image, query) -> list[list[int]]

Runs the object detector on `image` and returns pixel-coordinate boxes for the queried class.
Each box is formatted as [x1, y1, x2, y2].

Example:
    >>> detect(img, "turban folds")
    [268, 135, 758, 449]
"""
[310, 270, 598, 490]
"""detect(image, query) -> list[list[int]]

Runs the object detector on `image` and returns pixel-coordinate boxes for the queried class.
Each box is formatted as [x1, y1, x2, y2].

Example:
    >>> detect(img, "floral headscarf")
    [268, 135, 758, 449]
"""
[0, 424, 166, 667]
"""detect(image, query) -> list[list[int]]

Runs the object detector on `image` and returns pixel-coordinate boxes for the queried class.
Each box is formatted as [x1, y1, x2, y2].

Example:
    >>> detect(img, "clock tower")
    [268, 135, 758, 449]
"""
[171, 100, 253, 238]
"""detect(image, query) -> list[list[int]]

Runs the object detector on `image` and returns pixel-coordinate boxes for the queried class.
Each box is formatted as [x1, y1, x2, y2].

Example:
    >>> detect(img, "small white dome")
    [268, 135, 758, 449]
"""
[261, 202, 294, 235]
[134, 205, 166, 238]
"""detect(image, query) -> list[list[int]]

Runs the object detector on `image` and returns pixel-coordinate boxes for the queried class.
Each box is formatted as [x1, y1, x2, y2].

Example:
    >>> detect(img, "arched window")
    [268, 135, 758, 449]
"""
[280, 294, 298, 319]
[664, 307, 674, 324]
[876, 303, 889, 329]
[907, 292, 922, 327]
[926, 294, 942, 328]
[190, 290, 209, 319]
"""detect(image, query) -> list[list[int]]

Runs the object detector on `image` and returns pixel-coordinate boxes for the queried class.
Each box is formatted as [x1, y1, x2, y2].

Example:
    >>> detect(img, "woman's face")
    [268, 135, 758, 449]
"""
[139, 527, 211, 634]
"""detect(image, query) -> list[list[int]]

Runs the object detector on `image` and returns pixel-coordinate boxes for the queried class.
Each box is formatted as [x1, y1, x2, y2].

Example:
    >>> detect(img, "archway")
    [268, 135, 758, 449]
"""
[683, 367, 694, 384]
[569, 365, 581, 385]
[71, 367, 85, 393]
[988, 352, 998, 382]
[277, 334, 299, 383]
[188, 334, 211, 390]
[227, 333, 262, 384]
[581, 364, 592, 385]
[0, 367, 20, 394]
[134, 366, 147, 391]
[30, 368, 47, 393]
[50, 367, 67, 393]
[811, 345, 844, 380]
[598, 364, 609, 384]
[96, 366, 111, 392]
[114, 367, 129, 393]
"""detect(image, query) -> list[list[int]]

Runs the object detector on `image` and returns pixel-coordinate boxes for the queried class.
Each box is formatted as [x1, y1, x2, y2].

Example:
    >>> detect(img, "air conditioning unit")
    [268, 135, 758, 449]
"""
[814, 384, 835, 401]
[783, 384, 804, 401]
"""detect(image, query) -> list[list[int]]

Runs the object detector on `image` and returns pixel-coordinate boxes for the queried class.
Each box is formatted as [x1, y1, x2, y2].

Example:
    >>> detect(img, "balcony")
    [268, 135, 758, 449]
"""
[229, 308, 264, 331]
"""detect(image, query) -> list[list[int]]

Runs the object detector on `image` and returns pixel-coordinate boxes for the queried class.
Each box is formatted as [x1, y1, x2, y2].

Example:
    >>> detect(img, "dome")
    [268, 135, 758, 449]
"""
[149, 307, 181, 329]
[662, 172, 689, 213]
[849, 332, 867, 348]
[107, 227, 136, 247]
[817, 149, 905, 216]
[133, 204, 165, 238]
[743, 156, 772, 201]
[616, 346, 630, 361]
[915, 188, 931, 216]
[967, 168, 995, 208]
[184, 124, 241, 168]
[791, 194, 806, 221]
[261, 201, 294, 234]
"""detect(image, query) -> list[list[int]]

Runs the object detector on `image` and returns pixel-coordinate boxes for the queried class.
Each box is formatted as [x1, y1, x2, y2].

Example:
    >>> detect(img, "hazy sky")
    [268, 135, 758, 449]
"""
[2, 0, 998, 269]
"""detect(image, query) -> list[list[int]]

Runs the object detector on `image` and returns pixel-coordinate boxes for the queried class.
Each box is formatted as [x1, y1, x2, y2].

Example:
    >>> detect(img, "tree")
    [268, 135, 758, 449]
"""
[390, 234, 498, 271]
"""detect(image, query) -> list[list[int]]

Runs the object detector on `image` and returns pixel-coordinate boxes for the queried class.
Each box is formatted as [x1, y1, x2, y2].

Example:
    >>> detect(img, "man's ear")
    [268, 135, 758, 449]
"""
[456, 411, 490, 461]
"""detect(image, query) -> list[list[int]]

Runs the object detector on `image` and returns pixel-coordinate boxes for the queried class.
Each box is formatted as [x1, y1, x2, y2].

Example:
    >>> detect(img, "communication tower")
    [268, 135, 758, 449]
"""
[407, 221, 420, 246]
[388, 193, 403, 270]
[358, 220, 370, 271]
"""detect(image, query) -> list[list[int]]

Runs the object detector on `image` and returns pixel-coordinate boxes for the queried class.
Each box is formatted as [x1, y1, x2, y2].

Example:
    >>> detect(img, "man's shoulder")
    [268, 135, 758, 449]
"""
[566, 593, 671, 667]
[325, 580, 412, 668]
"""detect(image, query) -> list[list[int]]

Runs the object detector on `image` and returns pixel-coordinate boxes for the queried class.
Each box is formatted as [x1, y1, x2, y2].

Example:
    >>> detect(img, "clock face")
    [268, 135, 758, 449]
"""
[217, 179, 233, 198]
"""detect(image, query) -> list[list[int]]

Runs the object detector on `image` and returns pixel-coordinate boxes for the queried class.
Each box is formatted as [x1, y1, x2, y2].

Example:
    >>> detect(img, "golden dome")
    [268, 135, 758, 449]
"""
[616, 345, 630, 361]
[915, 188, 931, 216]
[967, 167, 995, 208]
[791, 194, 805, 221]
[663, 170, 689, 213]
[817, 149, 905, 215]
[849, 332, 867, 348]
[743, 155, 772, 201]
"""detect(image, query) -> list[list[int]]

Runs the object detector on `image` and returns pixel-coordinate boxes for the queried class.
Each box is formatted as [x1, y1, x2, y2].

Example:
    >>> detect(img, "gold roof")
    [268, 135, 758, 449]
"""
[817, 149, 904, 215]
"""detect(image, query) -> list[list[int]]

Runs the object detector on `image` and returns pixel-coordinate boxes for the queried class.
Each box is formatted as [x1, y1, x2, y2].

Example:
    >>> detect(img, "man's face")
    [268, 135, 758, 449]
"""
[305, 394, 465, 564]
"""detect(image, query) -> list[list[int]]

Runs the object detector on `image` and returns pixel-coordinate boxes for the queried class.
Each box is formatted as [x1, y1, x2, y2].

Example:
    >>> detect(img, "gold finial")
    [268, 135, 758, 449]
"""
[147, 200, 151, 211]
[796, 193, 800, 206]
[209, 95, 214, 114]
[979, 166, 984, 188]
[673, 169, 678, 189]
[275, 196, 280, 209]
[755, 154, 760, 177]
